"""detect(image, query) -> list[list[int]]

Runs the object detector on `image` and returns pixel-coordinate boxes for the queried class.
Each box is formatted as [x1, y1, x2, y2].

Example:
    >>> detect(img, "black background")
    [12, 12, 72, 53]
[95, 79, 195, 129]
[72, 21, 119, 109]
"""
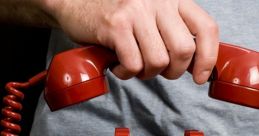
[0, 24, 50, 135]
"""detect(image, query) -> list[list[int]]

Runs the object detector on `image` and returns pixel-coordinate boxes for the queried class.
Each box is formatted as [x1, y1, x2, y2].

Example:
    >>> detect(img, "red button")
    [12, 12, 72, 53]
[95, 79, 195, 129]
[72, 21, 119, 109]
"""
[115, 128, 130, 136]
[184, 130, 204, 136]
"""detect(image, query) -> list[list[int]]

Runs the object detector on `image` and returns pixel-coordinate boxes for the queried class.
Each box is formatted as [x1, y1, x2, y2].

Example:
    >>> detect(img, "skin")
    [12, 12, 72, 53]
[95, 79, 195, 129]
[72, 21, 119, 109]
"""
[0, 0, 219, 84]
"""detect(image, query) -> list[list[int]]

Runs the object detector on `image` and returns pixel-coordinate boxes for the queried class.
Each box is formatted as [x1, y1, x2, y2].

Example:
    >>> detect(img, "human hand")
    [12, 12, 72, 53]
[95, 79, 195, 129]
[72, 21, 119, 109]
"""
[40, 0, 219, 84]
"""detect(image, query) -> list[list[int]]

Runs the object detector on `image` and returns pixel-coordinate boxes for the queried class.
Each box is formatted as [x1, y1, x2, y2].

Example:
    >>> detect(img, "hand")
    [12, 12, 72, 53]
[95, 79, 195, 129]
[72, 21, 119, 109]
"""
[40, 0, 219, 84]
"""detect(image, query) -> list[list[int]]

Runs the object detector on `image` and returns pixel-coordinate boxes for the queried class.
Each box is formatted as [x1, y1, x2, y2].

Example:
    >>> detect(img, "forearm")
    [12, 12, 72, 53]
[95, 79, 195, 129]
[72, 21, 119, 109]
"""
[0, 0, 59, 28]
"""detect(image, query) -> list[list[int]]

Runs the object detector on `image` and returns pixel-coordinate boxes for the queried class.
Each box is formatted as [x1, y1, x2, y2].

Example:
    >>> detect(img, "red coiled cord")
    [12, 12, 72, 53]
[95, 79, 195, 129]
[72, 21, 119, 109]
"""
[1, 71, 47, 136]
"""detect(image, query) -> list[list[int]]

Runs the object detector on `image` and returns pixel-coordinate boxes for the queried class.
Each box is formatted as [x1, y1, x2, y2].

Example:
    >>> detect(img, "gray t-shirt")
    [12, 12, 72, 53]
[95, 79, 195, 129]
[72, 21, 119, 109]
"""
[30, 1, 259, 136]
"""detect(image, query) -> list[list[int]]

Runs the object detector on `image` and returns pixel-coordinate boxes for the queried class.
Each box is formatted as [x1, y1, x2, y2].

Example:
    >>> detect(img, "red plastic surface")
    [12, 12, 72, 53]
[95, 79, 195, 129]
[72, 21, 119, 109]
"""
[184, 130, 204, 136]
[209, 43, 259, 108]
[44, 42, 259, 111]
[45, 76, 108, 111]
[115, 128, 130, 136]
[45, 46, 117, 111]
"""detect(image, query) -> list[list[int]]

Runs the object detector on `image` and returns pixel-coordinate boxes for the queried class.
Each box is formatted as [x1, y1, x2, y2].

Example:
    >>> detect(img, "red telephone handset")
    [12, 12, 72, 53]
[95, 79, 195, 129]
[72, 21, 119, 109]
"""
[44, 43, 259, 111]
[1, 43, 259, 136]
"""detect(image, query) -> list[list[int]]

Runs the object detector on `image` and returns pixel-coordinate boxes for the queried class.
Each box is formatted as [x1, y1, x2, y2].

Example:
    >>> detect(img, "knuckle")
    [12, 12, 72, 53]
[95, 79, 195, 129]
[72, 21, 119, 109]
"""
[148, 55, 170, 69]
[105, 12, 130, 30]
[124, 60, 143, 74]
[204, 20, 219, 35]
[174, 42, 196, 60]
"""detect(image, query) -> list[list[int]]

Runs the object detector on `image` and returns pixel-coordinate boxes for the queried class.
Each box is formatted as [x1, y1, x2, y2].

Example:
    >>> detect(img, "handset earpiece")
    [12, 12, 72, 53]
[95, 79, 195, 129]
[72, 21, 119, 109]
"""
[45, 45, 117, 111]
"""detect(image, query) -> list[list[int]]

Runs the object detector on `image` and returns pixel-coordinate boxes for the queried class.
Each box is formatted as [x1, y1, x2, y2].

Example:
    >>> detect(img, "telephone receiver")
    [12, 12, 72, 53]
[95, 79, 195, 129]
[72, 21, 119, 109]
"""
[45, 42, 259, 111]
[2, 42, 259, 135]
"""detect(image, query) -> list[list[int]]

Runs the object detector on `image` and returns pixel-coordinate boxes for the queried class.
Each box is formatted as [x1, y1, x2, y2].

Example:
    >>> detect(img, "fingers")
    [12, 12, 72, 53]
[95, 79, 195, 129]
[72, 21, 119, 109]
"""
[179, 0, 219, 84]
[101, 0, 218, 83]
[105, 10, 170, 80]
[134, 14, 170, 80]
[110, 29, 144, 80]
[156, 3, 196, 79]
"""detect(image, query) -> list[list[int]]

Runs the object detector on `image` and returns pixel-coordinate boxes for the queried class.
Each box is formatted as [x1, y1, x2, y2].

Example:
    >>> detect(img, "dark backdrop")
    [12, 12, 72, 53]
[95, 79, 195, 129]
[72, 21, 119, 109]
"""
[0, 25, 50, 135]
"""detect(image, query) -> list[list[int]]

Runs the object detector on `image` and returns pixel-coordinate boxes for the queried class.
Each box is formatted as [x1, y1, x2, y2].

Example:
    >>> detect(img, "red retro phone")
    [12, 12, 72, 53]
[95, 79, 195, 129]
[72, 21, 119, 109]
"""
[1, 42, 259, 135]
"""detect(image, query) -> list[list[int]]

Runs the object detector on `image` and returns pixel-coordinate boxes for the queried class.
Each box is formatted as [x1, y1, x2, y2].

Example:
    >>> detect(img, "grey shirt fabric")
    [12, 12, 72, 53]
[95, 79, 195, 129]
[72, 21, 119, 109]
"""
[30, 1, 259, 136]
